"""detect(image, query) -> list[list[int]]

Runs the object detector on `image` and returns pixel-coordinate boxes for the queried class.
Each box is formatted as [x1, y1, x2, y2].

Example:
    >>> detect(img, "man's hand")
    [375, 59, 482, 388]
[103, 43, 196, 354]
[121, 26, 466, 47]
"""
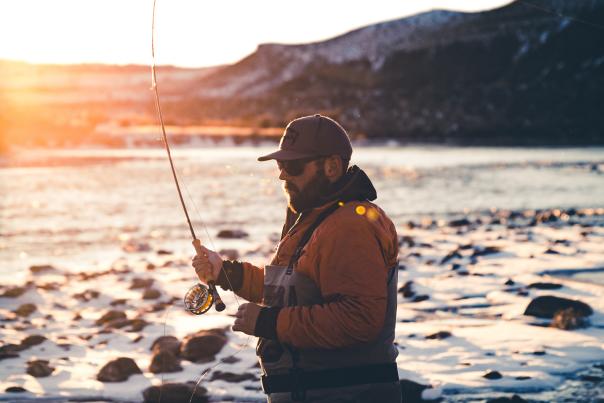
[192, 245, 222, 284]
[232, 303, 262, 336]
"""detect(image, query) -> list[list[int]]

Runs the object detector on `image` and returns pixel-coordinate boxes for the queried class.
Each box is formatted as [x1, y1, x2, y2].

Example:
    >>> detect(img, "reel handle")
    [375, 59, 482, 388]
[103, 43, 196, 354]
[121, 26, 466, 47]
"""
[192, 239, 226, 312]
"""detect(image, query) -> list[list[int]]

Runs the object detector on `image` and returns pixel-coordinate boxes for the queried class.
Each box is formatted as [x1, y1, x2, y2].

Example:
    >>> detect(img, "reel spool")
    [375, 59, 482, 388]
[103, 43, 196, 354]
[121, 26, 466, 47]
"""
[184, 283, 214, 315]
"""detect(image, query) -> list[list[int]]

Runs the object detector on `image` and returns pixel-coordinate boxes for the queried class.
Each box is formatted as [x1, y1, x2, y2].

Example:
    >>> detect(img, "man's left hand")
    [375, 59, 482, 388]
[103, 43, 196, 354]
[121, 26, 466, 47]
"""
[232, 303, 262, 335]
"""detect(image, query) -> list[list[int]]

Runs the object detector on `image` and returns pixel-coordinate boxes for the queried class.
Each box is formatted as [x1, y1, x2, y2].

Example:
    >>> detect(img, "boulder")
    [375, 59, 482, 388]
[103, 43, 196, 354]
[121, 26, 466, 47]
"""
[96, 310, 127, 326]
[142, 288, 161, 300]
[130, 277, 154, 289]
[449, 218, 471, 227]
[142, 382, 208, 403]
[0, 352, 19, 361]
[425, 331, 452, 340]
[210, 370, 257, 383]
[411, 295, 430, 303]
[151, 336, 181, 356]
[14, 303, 36, 317]
[5, 386, 28, 393]
[29, 264, 57, 274]
[97, 357, 142, 382]
[527, 282, 562, 290]
[149, 350, 182, 374]
[551, 308, 589, 330]
[26, 360, 54, 377]
[180, 329, 227, 363]
[524, 296, 593, 319]
[1, 286, 27, 298]
[486, 395, 528, 403]
[216, 229, 248, 239]
[483, 370, 503, 380]
[73, 289, 100, 302]
[398, 281, 415, 298]
[20, 335, 47, 350]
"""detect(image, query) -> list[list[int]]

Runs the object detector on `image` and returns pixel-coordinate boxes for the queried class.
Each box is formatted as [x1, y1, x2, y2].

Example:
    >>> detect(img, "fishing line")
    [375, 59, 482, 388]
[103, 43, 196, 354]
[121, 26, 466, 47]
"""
[518, 0, 604, 31]
[150, 1, 253, 402]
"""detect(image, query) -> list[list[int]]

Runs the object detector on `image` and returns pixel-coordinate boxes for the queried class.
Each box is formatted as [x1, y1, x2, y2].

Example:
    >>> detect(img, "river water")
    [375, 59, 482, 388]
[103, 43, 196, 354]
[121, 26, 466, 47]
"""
[1, 145, 603, 278]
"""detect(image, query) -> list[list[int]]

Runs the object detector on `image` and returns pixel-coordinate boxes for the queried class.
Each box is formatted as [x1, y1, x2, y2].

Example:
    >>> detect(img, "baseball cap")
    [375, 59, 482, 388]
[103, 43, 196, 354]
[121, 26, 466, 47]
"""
[258, 114, 353, 161]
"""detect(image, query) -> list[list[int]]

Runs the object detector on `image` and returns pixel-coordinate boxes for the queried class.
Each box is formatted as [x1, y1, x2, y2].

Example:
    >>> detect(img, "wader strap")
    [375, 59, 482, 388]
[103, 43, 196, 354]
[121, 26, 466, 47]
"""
[261, 363, 399, 394]
[286, 202, 341, 274]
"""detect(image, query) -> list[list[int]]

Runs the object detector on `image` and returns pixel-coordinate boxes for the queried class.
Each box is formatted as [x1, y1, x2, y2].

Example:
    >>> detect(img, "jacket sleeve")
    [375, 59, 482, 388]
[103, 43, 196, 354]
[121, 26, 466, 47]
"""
[217, 261, 264, 304]
[275, 209, 396, 349]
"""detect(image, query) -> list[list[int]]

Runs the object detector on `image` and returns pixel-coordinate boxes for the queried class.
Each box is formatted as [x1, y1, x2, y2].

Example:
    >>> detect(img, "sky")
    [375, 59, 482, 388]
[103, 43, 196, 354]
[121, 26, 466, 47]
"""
[0, 0, 513, 68]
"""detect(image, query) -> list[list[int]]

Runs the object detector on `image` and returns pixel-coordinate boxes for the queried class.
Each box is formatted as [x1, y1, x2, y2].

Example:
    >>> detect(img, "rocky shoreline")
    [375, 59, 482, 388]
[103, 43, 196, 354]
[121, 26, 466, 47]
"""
[1, 207, 603, 402]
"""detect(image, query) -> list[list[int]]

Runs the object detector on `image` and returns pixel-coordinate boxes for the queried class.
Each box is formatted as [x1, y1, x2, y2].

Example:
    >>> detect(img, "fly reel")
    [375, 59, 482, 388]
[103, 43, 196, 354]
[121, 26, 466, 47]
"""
[184, 282, 226, 315]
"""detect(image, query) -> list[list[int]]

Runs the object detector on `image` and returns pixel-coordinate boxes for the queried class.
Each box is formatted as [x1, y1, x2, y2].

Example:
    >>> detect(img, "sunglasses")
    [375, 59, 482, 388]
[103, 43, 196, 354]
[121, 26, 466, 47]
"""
[277, 157, 323, 176]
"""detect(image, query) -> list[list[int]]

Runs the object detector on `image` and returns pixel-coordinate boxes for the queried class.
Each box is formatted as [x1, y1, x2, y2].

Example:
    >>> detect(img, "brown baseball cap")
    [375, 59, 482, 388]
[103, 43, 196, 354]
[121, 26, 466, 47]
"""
[258, 114, 353, 161]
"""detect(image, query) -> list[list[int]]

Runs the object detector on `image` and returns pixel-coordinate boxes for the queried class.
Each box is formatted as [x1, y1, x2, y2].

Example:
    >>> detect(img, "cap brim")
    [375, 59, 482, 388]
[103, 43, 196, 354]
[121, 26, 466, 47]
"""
[257, 149, 317, 162]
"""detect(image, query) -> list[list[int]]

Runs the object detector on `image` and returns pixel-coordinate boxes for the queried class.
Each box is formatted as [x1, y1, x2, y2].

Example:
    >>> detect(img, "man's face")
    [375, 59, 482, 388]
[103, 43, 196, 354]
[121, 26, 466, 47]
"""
[278, 158, 331, 213]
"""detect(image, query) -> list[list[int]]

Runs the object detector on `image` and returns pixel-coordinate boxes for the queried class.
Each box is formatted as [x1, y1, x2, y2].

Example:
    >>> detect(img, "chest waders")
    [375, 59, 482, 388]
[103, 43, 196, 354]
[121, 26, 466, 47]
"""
[258, 203, 400, 401]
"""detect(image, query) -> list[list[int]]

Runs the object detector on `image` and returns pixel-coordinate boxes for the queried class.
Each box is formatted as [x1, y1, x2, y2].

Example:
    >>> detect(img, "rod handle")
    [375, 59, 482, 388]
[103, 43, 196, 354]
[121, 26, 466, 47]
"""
[192, 239, 226, 312]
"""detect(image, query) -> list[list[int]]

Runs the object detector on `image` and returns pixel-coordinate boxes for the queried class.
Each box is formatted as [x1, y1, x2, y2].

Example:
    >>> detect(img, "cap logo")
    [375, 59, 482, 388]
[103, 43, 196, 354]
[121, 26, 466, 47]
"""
[282, 128, 300, 147]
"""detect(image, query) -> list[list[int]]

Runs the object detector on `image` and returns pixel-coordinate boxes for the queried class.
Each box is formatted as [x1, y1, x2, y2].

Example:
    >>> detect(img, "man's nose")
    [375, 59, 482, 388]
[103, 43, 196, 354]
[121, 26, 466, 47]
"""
[278, 168, 289, 181]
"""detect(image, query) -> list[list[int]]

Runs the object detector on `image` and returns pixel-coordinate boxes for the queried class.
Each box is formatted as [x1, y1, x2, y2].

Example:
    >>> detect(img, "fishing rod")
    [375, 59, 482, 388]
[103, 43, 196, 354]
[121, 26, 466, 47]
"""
[151, 0, 225, 315]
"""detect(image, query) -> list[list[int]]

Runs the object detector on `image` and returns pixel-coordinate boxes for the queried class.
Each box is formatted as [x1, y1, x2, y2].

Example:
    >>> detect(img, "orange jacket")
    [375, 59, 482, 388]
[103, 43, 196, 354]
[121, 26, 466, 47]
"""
[230, 167, 398, 349]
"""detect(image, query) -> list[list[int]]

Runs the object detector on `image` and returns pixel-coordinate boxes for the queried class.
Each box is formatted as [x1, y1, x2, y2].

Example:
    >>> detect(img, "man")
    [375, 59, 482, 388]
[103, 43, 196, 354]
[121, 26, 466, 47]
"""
[193, 114, 401, 402]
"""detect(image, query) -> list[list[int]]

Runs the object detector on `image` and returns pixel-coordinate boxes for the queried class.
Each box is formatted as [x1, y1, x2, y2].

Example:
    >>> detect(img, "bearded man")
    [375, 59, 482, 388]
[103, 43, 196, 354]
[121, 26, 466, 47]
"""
[193, 114, 401, 402]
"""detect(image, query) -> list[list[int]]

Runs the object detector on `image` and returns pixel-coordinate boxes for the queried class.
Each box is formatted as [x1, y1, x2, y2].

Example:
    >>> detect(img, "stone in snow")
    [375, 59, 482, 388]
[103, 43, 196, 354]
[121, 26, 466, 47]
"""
[97, 357, 142, 382]
[524, 296, 593, 319]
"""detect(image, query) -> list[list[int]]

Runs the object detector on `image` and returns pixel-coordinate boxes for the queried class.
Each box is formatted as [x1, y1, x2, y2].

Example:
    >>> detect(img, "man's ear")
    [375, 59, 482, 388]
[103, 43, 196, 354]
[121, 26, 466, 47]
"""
[324, 155, 343, 181]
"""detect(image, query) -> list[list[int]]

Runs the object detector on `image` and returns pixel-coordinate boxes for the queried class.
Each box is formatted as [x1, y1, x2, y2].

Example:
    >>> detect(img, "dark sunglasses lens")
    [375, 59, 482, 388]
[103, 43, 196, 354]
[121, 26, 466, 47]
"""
[277, 159, 306, 176]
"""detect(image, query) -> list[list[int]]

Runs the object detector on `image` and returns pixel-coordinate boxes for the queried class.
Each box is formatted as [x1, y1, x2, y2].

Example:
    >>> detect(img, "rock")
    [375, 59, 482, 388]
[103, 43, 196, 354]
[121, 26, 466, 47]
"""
[20, 335, 46, 350]
[527, 282, 562, 290]
[0, 352, 19, 361]
[210, 370, 257, 383]
[551, 308, 589, 330]
[216, 229, 248, 239]
[149, 350, 182, 374]
[220, 356, 241, 364]
[524, 296, 593, 319]
[544, 248, 560, 254]
[26, 360, 54, 377]
[504, 278, 515, 286]
[449, 218, 471, 227]
[399, 235, 415, 247]
[130, 277, 154, 289]
[73, 289, 100, 301]
[96, 310, 127, 326]
[142, 288, 161, 300]
[97, 357, 142, 382]
[425, 331, 452, 340]
[157, 249, 172, 255]
[128, 318, 149, 332]
[181, 329, 227, 363]
[483, 370, 503, 380]
[411, 295, 430, 303]
[151, 335, 181, 356]
[142, 382, 208, 403]
[14, 303, 36, 317]
[219, 249, 239, 260]
[486, 395, 528, 403]
[5, 386, 28, 393]
[399, 379, 429, 403]
[122, 241, 152, 253]
[29, 264, 56, 274]
[1, 286, 27, 298]
[110, 298, 128, 306]
[398, 281, 415, 298]
[440, 250, 462, 265]
[472, 246, 501, 257]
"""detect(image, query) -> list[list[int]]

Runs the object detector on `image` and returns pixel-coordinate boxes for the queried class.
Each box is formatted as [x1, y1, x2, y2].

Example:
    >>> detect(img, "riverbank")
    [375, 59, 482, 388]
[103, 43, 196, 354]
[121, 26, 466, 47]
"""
[1, 207, 603, 402]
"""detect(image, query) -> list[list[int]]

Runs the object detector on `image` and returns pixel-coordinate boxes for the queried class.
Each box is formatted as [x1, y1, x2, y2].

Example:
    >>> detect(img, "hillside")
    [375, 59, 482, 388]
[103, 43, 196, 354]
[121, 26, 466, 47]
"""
[2, 0, 603, 148]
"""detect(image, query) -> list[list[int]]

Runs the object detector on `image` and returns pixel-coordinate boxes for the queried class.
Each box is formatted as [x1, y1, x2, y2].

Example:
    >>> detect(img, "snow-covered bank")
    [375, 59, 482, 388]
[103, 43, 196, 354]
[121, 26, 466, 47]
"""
[1, 208, 603, 402]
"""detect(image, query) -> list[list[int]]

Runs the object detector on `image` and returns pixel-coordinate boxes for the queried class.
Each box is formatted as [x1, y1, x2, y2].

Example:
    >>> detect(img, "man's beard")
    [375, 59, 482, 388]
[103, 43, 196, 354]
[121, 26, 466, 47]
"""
[284, 169, 332, 214]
